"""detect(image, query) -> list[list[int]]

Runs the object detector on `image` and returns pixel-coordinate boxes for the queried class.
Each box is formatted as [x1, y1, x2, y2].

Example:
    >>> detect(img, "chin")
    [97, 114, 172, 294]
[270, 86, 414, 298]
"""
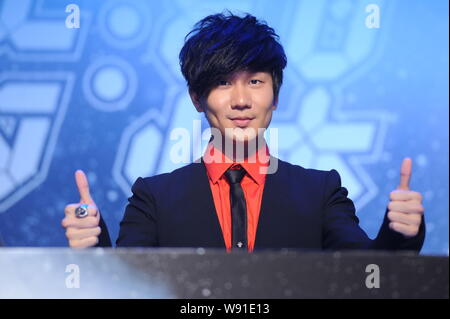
[225, 127, 257, 143]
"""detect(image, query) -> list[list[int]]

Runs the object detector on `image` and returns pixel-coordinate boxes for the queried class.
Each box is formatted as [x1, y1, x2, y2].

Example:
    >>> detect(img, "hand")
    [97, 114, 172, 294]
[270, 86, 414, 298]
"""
[61, 170, 101, 248]
[387, 158, 424, 238]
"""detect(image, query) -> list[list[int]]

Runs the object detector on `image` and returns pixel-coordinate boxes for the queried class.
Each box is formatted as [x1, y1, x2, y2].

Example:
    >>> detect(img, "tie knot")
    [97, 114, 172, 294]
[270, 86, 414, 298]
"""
[224, 166, 246, 184]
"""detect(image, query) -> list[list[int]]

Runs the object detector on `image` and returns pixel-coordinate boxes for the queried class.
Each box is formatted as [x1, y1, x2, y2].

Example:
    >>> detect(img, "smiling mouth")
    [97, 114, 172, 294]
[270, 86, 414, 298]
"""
[230, 118, 253, 127]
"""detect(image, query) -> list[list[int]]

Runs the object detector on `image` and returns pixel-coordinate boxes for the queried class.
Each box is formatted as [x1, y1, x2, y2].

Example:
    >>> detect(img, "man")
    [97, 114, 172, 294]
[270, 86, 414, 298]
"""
[62, 12, 425, 252]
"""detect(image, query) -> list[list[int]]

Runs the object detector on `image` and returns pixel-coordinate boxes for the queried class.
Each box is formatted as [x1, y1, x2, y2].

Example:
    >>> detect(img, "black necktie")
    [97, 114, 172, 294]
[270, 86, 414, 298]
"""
[224, 166, 247, 250]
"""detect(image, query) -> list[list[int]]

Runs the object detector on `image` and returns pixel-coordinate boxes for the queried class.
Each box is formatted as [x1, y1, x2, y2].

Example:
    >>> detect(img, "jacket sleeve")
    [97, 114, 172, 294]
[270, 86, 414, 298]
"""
[371, 208, 425, 251]
[95, 213, 112, 247]
[115, 177, 159, 247]
[322, 169, 425, 252]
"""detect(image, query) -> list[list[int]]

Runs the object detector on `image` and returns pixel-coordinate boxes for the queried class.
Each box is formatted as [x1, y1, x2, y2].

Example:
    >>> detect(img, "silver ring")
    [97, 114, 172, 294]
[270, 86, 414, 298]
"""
[75, 204, 89, 218]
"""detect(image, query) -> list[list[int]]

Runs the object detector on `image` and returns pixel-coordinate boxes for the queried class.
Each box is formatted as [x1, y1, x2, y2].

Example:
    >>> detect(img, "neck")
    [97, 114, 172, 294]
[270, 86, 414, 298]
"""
[210, 135, 267, 162]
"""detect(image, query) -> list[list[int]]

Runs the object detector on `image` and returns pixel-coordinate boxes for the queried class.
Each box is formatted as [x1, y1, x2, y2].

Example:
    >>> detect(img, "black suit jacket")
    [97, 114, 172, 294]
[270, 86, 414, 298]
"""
[98, 158, 425, 251]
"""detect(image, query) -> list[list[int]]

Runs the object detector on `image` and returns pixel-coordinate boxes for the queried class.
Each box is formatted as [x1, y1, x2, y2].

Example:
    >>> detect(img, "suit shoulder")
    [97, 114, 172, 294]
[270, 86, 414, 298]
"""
[278, 158, 333, 180]
[277, 159, 344, 192]
[136, 161, 203, 189]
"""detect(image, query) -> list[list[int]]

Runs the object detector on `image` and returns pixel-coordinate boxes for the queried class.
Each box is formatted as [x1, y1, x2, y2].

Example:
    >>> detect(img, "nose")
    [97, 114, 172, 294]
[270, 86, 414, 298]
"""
[230, 83, 251, 110]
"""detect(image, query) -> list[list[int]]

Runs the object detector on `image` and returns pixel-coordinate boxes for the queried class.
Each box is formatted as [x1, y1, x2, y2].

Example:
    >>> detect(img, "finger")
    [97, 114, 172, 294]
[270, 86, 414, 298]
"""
[61, 216, 100, 229]
[390, 190, 423, 202]
[66, 227, 101, 241]
[69, 236, 99, 249]
[397, 158, 412, 191]
[389, 221, 419, 237]
[388, 201, 424, 215]
[75, 170, 94, 204]
[64, 203, 98, 217]
[387, 211, 422, 227]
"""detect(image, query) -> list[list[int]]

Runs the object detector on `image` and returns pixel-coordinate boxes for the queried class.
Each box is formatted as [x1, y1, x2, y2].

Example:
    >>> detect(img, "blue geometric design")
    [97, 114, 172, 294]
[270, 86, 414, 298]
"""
[82, 55, 138, 112]
[0, 0, 91, 61]
[0, 72, 74, 212]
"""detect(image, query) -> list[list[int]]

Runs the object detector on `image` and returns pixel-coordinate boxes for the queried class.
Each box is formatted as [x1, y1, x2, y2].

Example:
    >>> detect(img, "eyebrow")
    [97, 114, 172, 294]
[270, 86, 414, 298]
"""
[225, 71, 268, 80]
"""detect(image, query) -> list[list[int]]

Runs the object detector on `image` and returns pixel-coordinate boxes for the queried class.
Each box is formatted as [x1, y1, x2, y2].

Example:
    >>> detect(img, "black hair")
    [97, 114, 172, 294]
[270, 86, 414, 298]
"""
[179, 11, 287, 100]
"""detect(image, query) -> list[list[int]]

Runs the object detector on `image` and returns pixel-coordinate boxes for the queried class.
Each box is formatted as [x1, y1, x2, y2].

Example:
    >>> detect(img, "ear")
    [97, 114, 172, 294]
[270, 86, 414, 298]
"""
[271, 96, 279, 110]
[189, 89, 204, 113]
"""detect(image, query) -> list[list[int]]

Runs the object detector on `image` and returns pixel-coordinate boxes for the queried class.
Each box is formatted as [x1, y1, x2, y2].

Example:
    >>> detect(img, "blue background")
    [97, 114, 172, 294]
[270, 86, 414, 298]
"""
[0, 0, 448, 255]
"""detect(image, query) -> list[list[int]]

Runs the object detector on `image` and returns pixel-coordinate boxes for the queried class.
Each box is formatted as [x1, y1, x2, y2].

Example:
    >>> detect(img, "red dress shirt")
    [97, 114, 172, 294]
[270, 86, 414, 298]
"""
[203, 143, 270, 252]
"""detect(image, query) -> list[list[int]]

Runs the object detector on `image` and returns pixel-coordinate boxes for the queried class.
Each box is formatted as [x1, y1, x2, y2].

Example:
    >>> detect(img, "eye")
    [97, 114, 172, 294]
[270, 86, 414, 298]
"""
[250, 79, 262, 85]
[218, 80, 230, 86]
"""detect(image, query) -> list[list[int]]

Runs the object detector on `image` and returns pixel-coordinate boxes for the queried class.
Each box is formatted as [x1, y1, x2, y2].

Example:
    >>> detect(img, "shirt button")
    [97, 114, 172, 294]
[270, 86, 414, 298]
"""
[236, 242, 243, 248]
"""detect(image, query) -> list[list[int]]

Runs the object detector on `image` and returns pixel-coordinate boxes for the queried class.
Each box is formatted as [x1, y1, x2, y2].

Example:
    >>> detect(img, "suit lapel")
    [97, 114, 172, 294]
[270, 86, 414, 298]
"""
[188, 160, 226, 248]
[254, 157, 286, 248]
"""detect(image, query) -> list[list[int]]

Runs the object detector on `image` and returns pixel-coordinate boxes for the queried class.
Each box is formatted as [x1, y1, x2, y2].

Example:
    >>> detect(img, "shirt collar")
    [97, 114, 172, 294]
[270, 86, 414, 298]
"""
[203, 142, 270, 185]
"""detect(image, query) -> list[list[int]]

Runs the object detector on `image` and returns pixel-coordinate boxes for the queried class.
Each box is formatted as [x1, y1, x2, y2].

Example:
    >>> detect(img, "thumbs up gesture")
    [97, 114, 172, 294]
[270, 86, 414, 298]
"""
[61, 170, 102, 248]
[387, 158, 424, 238]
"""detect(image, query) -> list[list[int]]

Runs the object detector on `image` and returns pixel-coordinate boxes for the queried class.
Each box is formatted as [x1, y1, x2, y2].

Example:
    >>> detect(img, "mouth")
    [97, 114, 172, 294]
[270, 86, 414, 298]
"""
[230, 117, 254, 128]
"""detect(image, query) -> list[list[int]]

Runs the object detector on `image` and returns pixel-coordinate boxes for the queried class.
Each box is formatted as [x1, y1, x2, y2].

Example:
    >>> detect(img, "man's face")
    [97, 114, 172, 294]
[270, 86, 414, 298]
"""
[191, 70, 277, 144]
